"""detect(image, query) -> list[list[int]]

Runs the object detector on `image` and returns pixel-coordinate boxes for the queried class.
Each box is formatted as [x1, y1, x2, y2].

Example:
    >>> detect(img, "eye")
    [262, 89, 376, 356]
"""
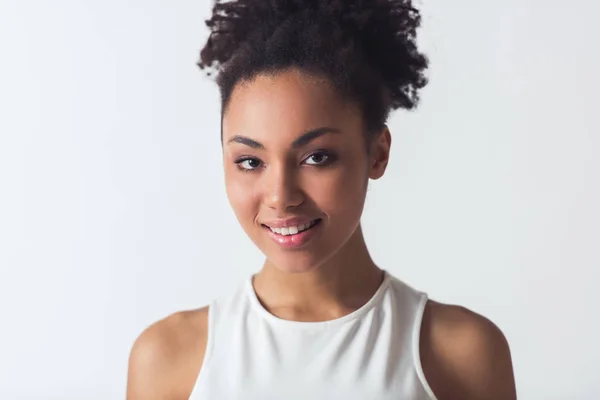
[303, 151, 332, 166]
[235, 157, 262, 171]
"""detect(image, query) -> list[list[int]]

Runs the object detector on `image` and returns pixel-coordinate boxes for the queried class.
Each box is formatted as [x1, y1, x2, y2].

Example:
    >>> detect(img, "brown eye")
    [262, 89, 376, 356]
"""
[236, 158, 262, 171]
[304, 151, 331, 166]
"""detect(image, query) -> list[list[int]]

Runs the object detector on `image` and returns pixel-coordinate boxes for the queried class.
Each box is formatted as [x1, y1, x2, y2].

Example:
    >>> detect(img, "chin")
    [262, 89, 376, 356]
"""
[265, 250, 329, 274]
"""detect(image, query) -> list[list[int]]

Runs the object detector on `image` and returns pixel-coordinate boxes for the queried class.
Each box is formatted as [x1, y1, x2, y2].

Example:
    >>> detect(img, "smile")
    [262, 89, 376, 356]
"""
[262, 218, 322, 249]
[265, 219, 320, 236]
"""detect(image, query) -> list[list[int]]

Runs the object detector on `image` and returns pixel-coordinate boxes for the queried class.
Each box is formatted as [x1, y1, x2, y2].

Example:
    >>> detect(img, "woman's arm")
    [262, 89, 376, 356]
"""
[126, 308, 209, 400]
[420, 301, 517, 400]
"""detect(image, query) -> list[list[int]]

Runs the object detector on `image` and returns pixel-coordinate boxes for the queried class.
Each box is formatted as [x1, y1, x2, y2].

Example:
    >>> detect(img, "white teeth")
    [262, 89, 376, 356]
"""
[268, 220, 318, 236]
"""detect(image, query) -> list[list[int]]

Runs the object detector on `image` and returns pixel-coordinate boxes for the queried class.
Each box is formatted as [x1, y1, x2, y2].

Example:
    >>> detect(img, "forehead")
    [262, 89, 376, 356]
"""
[222, 69, 362, 141]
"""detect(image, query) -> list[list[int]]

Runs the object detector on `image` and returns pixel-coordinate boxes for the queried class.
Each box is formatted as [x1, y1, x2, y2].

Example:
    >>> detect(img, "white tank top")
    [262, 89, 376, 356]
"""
[188, 270, 438, 400]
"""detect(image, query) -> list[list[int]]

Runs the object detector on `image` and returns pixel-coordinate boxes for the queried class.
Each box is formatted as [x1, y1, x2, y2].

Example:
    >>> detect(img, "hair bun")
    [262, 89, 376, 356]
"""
[199, 0, 428, 130]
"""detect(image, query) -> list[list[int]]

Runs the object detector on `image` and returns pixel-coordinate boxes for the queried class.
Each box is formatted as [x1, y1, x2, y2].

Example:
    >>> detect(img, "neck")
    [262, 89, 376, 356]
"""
[252, 225, 384, 321]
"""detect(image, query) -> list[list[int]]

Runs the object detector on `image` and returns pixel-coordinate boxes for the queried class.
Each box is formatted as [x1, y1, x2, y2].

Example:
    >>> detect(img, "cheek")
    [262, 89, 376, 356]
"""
[308, 163, 368, 220]
[225, 171, 260, 223]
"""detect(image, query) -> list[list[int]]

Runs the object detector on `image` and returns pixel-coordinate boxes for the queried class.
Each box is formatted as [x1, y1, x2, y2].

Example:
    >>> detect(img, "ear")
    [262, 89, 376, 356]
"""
[369, 126, 392, 180]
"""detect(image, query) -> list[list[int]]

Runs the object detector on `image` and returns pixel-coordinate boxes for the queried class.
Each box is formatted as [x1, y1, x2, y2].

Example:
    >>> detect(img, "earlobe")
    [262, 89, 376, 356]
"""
[369, 160, 387, 180]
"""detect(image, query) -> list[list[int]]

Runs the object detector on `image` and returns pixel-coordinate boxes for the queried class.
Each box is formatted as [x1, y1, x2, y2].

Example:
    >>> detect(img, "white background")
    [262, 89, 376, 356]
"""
[1, 0, 598, 398]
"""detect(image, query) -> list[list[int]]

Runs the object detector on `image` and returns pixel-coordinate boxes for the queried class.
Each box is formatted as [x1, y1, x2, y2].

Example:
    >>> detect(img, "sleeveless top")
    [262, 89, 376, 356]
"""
[188, 270, 438, 400]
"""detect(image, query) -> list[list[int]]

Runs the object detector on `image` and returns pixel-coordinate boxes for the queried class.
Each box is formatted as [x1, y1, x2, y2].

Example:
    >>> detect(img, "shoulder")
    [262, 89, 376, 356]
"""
[420, 300, 516, 400]
[126, 307, 210, 400]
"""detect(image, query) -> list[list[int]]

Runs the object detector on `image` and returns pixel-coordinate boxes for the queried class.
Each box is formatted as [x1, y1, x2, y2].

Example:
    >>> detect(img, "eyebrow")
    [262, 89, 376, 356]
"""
[227, 127, 341, 150]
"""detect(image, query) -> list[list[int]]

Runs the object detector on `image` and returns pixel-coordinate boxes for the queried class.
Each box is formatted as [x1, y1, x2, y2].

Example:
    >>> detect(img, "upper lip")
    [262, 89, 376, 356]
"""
[261, 217, 320, 228]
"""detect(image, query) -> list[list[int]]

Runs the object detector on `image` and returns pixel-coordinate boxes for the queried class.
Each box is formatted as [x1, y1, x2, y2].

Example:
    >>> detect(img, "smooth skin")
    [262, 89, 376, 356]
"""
[127, 68, 517, 400]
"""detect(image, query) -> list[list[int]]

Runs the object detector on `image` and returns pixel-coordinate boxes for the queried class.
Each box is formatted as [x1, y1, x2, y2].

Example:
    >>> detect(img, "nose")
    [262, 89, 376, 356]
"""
[262, 162, 304, 211]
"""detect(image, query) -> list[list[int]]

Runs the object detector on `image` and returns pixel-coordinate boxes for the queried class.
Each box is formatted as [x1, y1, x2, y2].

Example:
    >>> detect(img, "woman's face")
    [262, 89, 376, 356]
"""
[222, 68, 390, 273]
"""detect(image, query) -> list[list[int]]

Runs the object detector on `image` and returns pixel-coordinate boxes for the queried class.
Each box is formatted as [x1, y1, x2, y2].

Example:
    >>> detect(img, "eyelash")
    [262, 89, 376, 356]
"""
[234, 150, 337, 172]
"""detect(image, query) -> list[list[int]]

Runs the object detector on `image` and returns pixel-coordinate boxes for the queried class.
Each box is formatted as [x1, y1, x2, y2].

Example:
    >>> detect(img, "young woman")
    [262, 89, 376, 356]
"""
[127, 1, 516, 399]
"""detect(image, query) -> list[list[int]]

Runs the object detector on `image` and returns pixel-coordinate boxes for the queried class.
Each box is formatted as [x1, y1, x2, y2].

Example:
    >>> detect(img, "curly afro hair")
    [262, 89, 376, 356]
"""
[198, 0, 428, 135]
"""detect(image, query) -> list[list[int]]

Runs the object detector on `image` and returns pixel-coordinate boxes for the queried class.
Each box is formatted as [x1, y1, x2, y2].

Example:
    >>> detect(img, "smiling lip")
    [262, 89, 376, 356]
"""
[262, 217, 318, 229]
[262, 218, 322, 249]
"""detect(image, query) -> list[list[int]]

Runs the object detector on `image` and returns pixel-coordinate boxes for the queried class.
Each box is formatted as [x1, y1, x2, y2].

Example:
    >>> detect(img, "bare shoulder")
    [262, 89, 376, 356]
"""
[126, 307, 210, 400]
[420, 301, 516, 400]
